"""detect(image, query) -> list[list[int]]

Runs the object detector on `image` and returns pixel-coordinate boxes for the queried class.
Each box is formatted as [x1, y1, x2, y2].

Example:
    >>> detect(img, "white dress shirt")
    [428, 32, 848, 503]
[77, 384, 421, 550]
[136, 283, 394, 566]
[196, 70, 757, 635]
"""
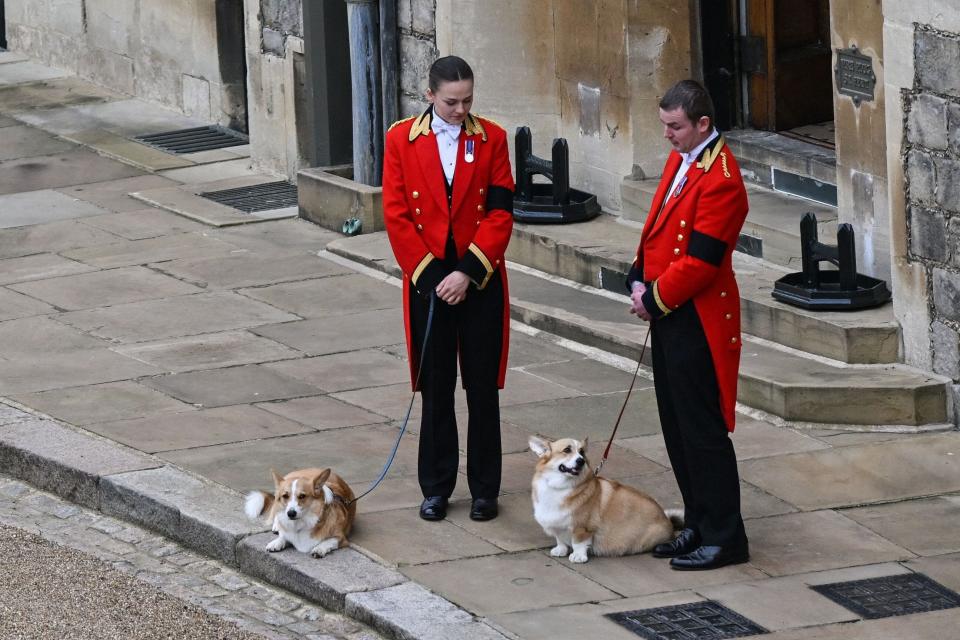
[432, 114, 462, 185]
[667, 128, 719, 199]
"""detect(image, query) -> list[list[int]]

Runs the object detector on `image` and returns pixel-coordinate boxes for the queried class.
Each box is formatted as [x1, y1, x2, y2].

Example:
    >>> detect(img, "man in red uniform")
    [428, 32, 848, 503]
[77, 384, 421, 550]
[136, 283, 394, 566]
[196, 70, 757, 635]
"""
[382, 56, 514, 522]
[627, 80, 750, 570]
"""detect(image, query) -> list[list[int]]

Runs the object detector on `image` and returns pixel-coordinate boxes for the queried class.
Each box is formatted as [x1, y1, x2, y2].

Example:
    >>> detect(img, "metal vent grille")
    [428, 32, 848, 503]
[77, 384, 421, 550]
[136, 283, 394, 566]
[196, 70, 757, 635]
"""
[134, 126, 248, 154]
[811, 573, 960, 620]
[606, 602, 768, 639]
[199, 181, 298, 213]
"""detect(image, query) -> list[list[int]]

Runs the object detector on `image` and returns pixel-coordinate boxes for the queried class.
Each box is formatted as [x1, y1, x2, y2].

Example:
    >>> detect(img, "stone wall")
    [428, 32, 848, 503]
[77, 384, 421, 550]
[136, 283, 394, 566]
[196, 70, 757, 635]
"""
[260, 0, 303, 56]
[4, 0, 238, 127]
[398, 0, 438, 117]
[903, 24, 960, 420]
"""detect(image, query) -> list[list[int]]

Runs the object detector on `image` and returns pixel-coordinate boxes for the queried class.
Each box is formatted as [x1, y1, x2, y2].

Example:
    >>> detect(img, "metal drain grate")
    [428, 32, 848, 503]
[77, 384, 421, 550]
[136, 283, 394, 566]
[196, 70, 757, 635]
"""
[811, 573, 960, 620]
[606, 602, 768, 639]
[199, 181, 298, 213]
[134, 126, 248, 154]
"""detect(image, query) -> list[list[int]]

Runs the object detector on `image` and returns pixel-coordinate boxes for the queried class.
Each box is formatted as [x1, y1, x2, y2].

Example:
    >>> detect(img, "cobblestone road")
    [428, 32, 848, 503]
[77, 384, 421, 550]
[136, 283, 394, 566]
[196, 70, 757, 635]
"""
[0, 475, 385, 640]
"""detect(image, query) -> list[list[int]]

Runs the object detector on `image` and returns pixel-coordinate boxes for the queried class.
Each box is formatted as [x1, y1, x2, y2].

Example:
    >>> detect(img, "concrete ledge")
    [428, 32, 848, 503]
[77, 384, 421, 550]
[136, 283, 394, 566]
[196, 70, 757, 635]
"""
[0, 417, 160, 509]
[298, 167, 384, 235]
[345, 581, 510, 640]
[238, 532, 406, 612]
[100, 466, 265, 564]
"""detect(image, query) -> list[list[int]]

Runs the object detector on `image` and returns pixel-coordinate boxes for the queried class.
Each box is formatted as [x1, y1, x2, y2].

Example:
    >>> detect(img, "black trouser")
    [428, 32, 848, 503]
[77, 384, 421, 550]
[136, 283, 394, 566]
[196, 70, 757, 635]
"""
[650, 300, 746, 548]
[408, 239, 504, 500]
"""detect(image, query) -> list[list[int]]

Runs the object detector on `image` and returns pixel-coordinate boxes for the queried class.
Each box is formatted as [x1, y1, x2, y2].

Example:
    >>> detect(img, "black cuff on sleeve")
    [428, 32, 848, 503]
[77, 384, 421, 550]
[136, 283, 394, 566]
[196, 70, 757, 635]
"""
[688, 230, 727, 267]
[640, 286, 667, 320]
[414, 260, 447, 296]
[625, 263, 643, 293]
[456, 249, 490, 285]
[485, 185, 514, 214]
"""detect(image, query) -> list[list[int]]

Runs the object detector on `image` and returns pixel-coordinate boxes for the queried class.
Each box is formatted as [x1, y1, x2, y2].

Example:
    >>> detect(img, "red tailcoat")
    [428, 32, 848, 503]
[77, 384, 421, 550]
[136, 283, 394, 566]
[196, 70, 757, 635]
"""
[629, 136, 749, 431]
[382, 109, 515, 388]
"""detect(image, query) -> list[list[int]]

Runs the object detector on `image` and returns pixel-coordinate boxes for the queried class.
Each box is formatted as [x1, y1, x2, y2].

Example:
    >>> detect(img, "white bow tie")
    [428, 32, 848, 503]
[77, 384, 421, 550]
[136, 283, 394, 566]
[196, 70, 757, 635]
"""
[432, 118, 462, 140]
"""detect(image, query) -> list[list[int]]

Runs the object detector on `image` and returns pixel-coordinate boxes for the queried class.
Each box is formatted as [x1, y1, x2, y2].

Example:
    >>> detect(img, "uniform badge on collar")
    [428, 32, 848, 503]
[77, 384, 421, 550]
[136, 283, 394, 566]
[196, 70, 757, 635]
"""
[464, 139, 475, 164]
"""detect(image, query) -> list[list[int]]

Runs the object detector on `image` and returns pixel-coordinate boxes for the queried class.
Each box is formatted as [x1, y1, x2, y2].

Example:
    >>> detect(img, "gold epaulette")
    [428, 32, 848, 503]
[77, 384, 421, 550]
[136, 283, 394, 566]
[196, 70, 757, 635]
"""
[464, 113, 488, 142]
[697, 136, 726, 173]
[388, 115, 415, 132]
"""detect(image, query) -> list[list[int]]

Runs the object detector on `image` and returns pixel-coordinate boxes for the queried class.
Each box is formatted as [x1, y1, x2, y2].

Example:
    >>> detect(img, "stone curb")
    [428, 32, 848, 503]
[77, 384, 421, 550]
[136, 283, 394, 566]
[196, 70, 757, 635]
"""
[0, 401, 511, 640]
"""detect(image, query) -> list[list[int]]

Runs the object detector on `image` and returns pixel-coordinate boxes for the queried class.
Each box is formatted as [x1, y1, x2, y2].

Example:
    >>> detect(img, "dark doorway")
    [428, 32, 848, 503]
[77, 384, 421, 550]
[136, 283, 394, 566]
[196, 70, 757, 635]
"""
[702, 0, 834, 135]
[1, 0, 7, 51]
[302, 0, 352, 167]
[215, 0, 248, 133]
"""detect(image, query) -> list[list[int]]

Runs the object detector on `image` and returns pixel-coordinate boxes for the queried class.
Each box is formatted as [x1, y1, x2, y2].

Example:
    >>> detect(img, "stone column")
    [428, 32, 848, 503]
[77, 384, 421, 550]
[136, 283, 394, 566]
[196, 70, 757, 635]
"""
[345, 0, 383, 186]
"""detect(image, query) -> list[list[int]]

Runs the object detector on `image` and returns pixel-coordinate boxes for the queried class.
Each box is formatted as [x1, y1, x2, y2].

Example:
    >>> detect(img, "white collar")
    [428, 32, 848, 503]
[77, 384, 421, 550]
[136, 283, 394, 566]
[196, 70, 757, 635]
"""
[680, 129, 719, 165]
[431, 113, 462, 138]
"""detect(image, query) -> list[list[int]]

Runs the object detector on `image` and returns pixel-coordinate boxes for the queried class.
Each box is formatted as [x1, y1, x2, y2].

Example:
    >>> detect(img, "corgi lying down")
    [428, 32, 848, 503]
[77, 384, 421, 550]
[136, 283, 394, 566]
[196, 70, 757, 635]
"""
[528, 436, 682, 563]
[244, 467, 356, 558]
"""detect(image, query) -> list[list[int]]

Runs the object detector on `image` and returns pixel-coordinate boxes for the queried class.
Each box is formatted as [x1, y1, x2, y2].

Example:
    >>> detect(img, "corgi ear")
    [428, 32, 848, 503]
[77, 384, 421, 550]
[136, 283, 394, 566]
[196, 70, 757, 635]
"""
[312, 468, 332, 495]
[528, 436, 550, 458]
[271, 469, 283, 491]
[581, 437, 589, 451]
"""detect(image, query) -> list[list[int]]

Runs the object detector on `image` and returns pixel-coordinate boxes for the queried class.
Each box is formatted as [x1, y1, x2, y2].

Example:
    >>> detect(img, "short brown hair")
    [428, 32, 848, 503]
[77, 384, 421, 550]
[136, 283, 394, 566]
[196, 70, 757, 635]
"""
[659, 80, 715, 126]
[429, 56, 474, 92]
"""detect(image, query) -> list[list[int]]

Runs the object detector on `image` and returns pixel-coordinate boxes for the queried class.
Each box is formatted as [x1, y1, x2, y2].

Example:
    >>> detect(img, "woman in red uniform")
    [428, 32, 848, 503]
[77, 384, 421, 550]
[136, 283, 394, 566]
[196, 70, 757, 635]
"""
[382, 56, 514, 522]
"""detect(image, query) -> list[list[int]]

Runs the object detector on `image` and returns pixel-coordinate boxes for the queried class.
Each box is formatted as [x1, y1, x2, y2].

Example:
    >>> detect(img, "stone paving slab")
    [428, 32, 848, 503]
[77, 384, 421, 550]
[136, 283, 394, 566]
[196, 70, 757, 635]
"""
[0, 317, 107, 357]
[11, 381, 196, 426]
[239, 273, 402, 318]
[158, 427, 420, 493]
[131, 181, 294, 228]
[143, 365, 324, 408]
[444, 492, 551, 553]
[101, 465, 266, 564]
[0, 61, 69, 85]
[0, 149, 144, 195]
[520, 357, 649, 395]
[906, 552, 960, 593]
[60, 231, 240, 269]
[64, 129, 196, 171]
[9, 265, 203, 310]
[761, 608, 960, 639]
[331, 383, 421, 424]
[56, 174, 181, 213]
[0, 77, 121, 114]
[0, 287, 56, 320]
[0, 416, 161, 509]
[402, 550, 619, 615]
[209, 218, 342, 254]
[255, 395, 390, 431]
[0, 252, 97, 285]
[155, 252, 352, 290]
[352, 508, 503, 566]
[253, 309, 406, 357]
[842, 496, 960, 556]
[499, 389, 661, 440]
[0, 218, 126, 260]
[0, 123, 76, 160]
[58, 291, 299, 343]
[85, 405, 314, 454]
[13, 97, 206, 136]
[80, 207, 209, 239]
[115, 330, 302, 373]
[265, 350, 412, 393]
[238, 532, 407, 612]
[0, 52, 29, 65]
[0, 189, 110, 228]
[740, 432, 960, 510]
[0, 349, 162, 395]
[345, 581, 511, 640]
[746, 510, 914, 576]
[158, 158, 259, 184]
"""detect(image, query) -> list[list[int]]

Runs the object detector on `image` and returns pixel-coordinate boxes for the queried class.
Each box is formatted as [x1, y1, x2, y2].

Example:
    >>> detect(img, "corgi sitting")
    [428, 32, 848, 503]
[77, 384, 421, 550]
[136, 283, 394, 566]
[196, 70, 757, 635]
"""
[528, 436, 682, 563]
[244, 467, 356, 558]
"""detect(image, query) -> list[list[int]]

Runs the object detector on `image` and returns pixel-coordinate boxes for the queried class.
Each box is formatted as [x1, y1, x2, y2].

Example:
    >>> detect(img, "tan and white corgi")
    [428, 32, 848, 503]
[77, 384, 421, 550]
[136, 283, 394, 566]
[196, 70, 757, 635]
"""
[528, 436, 682, 563]
[244, 467, 356, 558]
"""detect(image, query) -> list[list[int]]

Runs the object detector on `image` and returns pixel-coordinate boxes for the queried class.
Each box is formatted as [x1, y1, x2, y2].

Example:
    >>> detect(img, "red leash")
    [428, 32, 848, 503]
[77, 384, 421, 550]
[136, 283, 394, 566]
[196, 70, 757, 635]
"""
[594, 328, 651, 476]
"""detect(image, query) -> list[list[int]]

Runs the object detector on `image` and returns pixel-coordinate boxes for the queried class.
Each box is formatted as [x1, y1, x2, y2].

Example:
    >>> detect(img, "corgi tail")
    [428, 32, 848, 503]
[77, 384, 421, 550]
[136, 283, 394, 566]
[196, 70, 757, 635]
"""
[664, 508, 684, 530]
[244, 490, 274, 520]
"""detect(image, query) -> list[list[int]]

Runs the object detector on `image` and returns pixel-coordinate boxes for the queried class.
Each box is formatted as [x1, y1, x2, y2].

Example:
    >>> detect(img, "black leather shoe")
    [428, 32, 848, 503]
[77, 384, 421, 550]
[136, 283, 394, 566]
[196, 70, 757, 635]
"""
[469, 497, 498, 521]
[652, 528, 701, 558]
[419, 496, 448, 521]
[669, 543, 749, 571]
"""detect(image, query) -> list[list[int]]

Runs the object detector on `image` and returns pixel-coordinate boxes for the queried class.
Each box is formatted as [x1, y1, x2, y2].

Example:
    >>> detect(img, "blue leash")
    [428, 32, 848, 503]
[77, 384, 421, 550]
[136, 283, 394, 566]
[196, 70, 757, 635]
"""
[347, 292, 436, 505]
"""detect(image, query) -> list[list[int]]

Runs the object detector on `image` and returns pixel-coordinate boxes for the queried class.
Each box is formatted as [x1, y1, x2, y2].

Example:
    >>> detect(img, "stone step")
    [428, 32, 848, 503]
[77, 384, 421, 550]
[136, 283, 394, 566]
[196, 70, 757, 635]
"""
[621, 178, 838, 269]
[506, 213, 900, 364]
[325, 232, 950, 430]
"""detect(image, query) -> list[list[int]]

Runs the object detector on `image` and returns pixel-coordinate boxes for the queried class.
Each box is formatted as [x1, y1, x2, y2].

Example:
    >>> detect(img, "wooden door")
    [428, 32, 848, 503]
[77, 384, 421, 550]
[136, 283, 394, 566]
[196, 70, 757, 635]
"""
[744, 0, 833, 131]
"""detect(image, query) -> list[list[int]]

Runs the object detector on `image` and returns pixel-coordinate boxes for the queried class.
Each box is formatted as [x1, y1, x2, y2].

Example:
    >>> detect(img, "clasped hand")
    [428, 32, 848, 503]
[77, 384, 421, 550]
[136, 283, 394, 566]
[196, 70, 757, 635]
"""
[629, 282, 652, 321]
[436, 270, 470, 305]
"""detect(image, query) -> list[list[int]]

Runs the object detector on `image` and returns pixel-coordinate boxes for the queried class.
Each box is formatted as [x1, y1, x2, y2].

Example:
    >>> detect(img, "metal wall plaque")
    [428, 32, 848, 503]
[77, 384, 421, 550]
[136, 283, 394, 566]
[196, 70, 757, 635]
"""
[835, 46, 876, 105]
